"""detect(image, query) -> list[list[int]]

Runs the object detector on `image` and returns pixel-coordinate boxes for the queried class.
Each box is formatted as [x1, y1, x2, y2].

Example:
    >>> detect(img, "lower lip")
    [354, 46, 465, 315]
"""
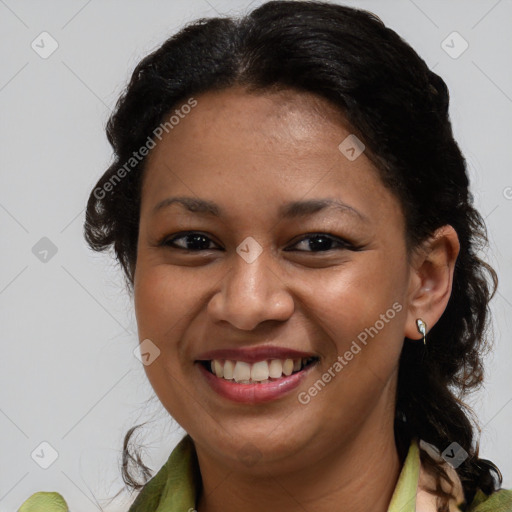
[197, 362, 316, 404]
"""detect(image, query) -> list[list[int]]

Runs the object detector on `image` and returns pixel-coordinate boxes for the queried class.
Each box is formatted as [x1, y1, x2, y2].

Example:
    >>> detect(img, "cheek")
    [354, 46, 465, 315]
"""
[296, 272, 406, 432]
[309, 252, 405, 323]
[133, 265, 199, 421]
[134, 263, 197, 338]
[304, 252, 407, 374]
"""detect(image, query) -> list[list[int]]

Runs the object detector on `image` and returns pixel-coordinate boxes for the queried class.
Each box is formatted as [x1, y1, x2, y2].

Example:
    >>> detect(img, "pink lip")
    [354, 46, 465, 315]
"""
[196, 345, 316, 364]
[197, 360, 317, 404]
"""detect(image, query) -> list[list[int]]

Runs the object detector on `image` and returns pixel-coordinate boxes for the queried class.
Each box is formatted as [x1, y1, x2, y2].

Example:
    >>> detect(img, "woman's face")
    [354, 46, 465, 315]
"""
[134, 86, 414, 472]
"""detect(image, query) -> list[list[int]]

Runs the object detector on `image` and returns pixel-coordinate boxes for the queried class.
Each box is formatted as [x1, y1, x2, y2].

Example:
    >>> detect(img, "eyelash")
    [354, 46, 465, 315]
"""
[158, 231, 359, 253]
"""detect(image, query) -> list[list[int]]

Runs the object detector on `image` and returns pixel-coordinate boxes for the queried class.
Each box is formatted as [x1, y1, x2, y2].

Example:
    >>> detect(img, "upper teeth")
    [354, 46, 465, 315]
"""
[209, 358, 315, 383]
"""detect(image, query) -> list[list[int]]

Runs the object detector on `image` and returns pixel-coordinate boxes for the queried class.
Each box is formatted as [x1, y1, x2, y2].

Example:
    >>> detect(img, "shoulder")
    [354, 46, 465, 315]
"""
[17, 491, 69, 512]
[416, 440, 465, 511]
[467, 488, 512, 511]
[416, 440, 512, 511]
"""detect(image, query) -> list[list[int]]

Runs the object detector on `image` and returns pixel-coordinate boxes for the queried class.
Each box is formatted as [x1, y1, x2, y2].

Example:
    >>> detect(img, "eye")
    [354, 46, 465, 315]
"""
[159, 231, 221, 251]
[286, 233, 355, 252]
[159, 231, 356, 253]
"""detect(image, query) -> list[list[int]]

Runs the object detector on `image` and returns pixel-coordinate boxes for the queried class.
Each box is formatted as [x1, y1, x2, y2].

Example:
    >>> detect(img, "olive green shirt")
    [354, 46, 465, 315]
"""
[18, 435, 512, 511]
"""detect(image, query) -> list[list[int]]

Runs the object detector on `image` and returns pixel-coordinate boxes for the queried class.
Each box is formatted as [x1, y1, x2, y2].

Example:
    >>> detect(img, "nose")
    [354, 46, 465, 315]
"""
[207, 248, 295, 331]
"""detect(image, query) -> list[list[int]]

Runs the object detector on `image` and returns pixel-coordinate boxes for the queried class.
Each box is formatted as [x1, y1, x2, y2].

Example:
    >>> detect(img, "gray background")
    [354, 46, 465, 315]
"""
[1, 1, 511, 510]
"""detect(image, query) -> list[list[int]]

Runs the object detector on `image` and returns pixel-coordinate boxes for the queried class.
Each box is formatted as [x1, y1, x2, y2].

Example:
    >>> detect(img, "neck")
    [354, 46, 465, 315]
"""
[195, 399, 402, 512]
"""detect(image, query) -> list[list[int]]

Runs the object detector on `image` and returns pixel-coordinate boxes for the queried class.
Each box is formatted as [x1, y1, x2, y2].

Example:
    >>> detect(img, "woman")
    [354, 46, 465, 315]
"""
[19, 1, 512, 511]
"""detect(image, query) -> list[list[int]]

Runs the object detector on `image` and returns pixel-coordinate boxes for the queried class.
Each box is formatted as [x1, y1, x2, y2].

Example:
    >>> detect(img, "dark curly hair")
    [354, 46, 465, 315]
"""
[83, 1, 502, 510]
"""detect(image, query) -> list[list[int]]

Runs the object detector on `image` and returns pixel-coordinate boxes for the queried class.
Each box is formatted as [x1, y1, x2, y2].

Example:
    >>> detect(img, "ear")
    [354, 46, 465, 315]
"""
[404, 225, 460, 341]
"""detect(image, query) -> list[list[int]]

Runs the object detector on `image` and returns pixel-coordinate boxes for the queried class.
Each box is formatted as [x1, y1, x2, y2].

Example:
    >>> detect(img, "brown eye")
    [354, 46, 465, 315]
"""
[287, 233, 355, 253]
[160, 232, 220, 251]
[158, 231, 358, 253]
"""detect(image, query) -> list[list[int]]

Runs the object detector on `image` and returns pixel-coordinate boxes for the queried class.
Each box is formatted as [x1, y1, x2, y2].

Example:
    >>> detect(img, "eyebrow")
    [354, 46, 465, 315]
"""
[151, 196, 367, 221]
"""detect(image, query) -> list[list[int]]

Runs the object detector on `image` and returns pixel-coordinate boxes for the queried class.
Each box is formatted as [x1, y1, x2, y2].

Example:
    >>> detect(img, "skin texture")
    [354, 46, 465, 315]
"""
[133, 86, 460, 512]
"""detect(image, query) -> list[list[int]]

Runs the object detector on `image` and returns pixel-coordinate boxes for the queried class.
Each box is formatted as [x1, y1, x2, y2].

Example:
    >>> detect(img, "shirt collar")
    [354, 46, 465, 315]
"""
[130, 435, 421, 512]
[388, 439, 420, 512]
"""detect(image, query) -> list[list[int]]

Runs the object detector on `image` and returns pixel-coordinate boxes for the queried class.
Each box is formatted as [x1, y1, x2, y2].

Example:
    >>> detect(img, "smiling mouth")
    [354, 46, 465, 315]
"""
[199, 357, 319, 384]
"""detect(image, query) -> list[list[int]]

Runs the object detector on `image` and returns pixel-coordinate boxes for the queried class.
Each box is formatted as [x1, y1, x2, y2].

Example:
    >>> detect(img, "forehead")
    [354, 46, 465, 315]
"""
[139, 86, 402, 229]
[152, 86, 355, 154]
